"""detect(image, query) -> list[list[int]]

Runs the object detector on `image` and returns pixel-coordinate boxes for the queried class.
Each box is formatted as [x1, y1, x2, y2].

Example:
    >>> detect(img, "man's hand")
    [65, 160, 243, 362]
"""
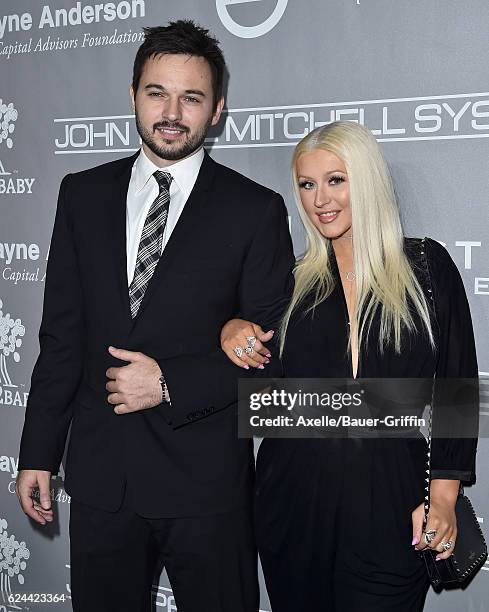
[106, 346, 162, 415]
[16, 470, 53, 525]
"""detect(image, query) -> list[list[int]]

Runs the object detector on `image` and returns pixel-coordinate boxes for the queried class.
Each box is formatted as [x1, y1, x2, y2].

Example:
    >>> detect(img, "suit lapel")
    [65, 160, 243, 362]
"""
[129, 151, 216, 328]
[103, 151, 140, 327]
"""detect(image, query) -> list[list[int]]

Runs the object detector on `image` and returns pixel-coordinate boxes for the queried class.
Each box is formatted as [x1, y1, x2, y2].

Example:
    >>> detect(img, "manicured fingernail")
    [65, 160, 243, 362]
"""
[258, 364, 265, 369]
[265, 359, 270, 364]
[412, 537, 419, 546]
[435, 556, 441, 561]
[243, 365, 249, 370]
[268, 330, 275, 335]
[266, 353, 272, 358]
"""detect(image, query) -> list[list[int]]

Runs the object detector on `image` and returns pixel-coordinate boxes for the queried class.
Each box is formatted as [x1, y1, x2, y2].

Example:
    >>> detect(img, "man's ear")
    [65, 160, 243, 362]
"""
[211, 96, 225, 126]
[130, 85, 136, 112]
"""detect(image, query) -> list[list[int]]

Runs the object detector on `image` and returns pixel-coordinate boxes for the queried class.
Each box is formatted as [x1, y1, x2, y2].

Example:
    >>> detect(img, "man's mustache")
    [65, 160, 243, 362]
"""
[153, 122, 189, 133]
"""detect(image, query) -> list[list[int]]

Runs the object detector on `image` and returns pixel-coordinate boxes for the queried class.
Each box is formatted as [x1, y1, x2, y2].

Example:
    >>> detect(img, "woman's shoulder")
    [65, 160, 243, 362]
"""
[404, 236, 464, 296]
[404, 236, 455, 269]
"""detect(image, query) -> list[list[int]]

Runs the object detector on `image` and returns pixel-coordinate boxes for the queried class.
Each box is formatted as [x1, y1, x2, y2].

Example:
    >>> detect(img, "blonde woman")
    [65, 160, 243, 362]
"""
[220, 122, 478, 611]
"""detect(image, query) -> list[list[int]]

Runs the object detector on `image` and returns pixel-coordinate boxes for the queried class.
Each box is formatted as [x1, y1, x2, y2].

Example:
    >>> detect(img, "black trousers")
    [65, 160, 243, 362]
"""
[69, 487, 259, 612]
[255, 437, 430, 612]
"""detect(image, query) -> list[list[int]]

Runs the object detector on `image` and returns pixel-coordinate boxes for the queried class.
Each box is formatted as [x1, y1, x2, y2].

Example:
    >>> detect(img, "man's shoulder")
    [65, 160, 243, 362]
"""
[209, 154, 281, 202]
[65, 152, 138, 185]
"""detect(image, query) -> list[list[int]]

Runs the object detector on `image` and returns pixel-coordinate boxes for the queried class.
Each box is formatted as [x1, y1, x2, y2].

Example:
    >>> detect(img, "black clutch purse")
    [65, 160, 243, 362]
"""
[419, 238, 487, 588]
[422, 492, 487, 587]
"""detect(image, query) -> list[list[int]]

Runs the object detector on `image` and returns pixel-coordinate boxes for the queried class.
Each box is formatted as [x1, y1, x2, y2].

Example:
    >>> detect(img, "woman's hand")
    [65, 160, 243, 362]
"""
[221, 318, 274, 369]
[412, 479, 459, 560]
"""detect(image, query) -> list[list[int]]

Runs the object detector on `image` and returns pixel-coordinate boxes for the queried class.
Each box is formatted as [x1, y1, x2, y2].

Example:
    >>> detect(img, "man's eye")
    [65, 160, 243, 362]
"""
[184, 97, 200, 103]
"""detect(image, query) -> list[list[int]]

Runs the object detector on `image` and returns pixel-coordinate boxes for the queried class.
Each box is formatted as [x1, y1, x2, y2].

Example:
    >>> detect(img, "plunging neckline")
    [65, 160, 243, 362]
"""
[330, 246, 359, 379]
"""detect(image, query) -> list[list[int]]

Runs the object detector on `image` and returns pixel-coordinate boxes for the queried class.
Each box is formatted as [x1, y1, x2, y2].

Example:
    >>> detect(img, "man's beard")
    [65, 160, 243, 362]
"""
[135, 112, 212, 162]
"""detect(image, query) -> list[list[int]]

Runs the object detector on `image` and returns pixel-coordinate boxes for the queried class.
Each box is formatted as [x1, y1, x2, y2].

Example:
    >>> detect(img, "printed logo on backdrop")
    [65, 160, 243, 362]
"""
[1, 243, 47, 286]
[53, 91, 489, 156]
[0, 517, 30, 611]
[443, 240, 489, 298]
[0, 1, 146, 60]
[205, 92, 489, 148]
[151, 584, 271, 612]
[216, 0, 288, 38]
[0, 100, 16, 169]
[0, 456, 18, 482]
[0, 299, 28, 409]
[0, 101, 35, 196]
[54, 114, 141, 155]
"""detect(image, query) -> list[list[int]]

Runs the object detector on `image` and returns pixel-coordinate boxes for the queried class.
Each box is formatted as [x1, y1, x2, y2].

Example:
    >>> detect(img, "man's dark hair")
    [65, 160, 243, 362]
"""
[132, 20, 226, 111]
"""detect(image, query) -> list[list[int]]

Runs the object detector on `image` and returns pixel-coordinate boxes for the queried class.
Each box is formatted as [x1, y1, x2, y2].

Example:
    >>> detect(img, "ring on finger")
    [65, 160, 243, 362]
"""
[424, 529, 437, 545]
[441, 540, 453, 552]
[245, 346, 254, 355]
[246, 336, 257, 348]
[234, 346, 244, 358]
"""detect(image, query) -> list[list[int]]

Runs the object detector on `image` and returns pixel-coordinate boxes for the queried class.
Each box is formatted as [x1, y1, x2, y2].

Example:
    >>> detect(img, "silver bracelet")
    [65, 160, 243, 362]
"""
[158, 373, 170, 403]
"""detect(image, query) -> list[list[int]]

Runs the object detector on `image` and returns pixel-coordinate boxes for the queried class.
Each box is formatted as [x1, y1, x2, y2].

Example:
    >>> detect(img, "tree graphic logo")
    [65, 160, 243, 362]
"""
[0, 299, 25, 397]
[0, 517, 30, 609]
[0, 100, 18, 177]
[216, 0, 289, 39]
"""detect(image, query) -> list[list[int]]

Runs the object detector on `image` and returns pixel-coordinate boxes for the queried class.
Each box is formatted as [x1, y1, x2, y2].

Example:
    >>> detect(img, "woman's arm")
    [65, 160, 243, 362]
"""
[414, 238, 479, 560]
[427, 237, 479, 483]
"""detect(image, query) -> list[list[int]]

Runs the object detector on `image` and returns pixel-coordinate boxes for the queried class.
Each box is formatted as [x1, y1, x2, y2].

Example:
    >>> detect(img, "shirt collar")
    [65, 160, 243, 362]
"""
[133, 146, 205, 198]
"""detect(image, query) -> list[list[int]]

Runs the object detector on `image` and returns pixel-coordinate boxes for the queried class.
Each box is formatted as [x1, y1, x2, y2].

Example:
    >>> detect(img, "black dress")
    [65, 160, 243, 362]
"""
[255, 238, 478, 611]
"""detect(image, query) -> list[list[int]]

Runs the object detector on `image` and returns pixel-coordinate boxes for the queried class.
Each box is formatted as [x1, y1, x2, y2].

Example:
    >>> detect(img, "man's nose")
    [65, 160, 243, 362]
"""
[163, 97, 182, 122]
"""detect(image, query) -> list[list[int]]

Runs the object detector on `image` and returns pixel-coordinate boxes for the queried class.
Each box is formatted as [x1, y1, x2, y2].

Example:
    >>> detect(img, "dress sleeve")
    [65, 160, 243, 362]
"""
[426, 238, 479, 484]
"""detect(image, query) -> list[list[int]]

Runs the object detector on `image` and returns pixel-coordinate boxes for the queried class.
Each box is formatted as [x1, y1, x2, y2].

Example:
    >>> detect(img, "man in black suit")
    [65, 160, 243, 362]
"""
[16, 20, 294, 612]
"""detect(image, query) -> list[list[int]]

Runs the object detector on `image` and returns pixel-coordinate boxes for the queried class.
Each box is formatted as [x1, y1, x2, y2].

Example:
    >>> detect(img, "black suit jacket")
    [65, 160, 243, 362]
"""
[18, 150, 295, 517]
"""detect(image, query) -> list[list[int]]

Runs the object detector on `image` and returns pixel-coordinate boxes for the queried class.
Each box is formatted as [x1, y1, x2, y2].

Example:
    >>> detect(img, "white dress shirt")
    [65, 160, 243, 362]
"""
[126, 146, 205, 286]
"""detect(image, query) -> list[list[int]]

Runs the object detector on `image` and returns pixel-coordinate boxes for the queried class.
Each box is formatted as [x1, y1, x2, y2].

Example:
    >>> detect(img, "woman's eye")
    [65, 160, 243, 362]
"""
[329, 175, 345, 185]
[299, 180, 314, 190]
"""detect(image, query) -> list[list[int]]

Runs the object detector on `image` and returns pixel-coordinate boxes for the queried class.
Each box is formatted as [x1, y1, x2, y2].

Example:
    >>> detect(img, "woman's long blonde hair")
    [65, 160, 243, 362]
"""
[279, 121, 434, 356]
